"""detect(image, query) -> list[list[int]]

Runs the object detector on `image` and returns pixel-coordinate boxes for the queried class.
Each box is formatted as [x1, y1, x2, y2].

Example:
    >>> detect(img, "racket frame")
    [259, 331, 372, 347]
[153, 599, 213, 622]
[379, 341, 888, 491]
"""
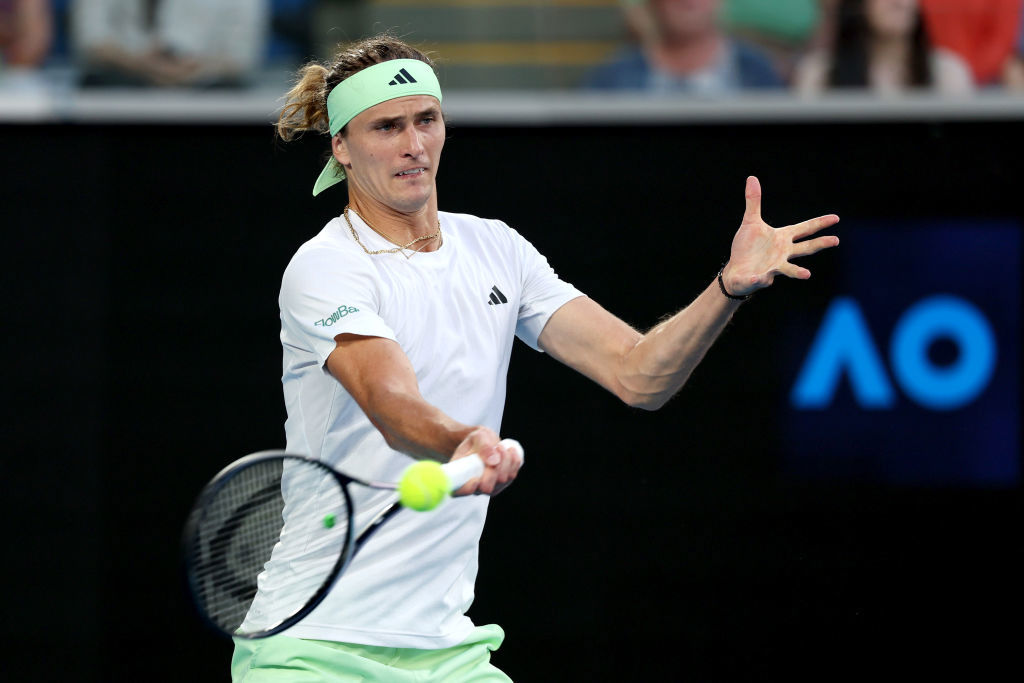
[182, 450, 361, 639]
[182, 441, 515, 639]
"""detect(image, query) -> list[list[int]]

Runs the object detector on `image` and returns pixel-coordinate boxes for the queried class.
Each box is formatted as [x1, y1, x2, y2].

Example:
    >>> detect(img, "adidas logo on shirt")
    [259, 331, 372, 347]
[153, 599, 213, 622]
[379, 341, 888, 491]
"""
[487, 286, 508, 306]
[389, 68, 418, 86]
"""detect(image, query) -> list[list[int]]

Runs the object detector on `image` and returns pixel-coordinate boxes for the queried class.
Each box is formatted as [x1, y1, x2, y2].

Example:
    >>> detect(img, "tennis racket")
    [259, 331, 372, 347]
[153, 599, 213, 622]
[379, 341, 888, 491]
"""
[181, 438, 523, 639]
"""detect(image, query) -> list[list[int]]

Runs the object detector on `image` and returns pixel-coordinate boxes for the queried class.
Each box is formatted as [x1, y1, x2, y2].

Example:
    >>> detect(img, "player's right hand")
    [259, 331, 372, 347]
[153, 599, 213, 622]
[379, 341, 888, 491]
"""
[450, 427, 522, 497]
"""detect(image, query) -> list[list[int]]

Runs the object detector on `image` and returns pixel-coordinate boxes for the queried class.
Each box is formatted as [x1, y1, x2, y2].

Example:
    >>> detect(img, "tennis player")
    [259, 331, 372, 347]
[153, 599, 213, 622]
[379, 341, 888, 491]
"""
[232, 34, 839, 682]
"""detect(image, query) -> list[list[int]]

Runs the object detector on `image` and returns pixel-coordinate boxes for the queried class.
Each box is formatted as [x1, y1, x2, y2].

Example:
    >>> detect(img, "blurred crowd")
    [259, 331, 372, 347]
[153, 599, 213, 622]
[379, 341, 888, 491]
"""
[586, 0, 1024, 95]
[0, 0, 311, 88]
[2, 0, 1024, 95]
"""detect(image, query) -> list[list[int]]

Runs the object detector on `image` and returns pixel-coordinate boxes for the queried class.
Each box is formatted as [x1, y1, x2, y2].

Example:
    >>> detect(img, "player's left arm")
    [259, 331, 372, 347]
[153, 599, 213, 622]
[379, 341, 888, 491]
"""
[538, 176, 839, 410]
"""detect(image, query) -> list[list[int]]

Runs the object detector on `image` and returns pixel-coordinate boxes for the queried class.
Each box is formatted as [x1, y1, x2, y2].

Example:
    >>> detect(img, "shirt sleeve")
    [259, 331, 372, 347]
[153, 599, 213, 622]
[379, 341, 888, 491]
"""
[511, 228, 584, 351]
[279, 244, 398, 367]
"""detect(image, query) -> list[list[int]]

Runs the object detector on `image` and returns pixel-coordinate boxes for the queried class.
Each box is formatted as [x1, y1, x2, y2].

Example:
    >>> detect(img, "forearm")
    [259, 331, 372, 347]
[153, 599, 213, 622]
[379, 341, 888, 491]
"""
[618, 278, 742, 409]
[326, 335, 476, 462]
[540, 176, 837, 412]
[361, 385, 475, 462]
[618, 175, 838, 409]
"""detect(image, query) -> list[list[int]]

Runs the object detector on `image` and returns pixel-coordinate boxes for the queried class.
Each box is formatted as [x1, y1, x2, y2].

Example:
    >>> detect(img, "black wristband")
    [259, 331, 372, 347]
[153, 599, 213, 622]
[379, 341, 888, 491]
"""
[717, 266, 752, 301]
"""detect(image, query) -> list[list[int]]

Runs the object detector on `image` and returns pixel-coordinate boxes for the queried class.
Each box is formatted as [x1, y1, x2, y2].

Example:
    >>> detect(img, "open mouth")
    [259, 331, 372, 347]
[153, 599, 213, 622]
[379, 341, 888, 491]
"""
[395, 168, 427, 178]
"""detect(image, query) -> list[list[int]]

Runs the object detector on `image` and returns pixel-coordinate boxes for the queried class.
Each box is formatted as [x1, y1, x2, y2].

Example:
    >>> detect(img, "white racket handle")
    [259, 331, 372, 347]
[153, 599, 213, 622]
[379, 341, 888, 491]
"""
[441, 438, 524, 491]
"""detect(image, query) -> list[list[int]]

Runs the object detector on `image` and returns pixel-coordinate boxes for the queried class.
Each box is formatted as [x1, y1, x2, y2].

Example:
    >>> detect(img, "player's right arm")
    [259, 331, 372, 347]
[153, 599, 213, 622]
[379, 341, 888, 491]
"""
[326, 333, 519, 494]
[282, 242, 519, 494]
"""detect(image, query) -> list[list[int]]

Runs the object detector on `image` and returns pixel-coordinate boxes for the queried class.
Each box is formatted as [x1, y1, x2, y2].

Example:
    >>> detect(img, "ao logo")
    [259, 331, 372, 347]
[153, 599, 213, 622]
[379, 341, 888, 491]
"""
[791, 295, 997, 411]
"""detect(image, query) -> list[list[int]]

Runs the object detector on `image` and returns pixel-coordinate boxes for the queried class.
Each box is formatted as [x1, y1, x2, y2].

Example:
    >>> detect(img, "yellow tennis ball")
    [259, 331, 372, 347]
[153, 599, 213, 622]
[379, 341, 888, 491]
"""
[398, 460, 449, 512]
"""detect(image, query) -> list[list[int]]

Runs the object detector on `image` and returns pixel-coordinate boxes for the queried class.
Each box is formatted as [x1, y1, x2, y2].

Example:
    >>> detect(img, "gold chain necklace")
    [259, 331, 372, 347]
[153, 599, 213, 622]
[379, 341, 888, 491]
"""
[344, 207, 442, 259]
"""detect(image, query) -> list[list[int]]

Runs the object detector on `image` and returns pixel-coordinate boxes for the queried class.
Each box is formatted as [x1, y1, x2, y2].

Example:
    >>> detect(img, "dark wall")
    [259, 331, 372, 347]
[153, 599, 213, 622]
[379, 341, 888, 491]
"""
[4, 117, 1021, 681]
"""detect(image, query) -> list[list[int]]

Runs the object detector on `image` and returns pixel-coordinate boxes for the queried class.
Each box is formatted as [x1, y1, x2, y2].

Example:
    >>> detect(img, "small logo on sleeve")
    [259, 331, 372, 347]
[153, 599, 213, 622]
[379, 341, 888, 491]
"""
[314, 305, 360, 327]
[487, 286, 508, 306]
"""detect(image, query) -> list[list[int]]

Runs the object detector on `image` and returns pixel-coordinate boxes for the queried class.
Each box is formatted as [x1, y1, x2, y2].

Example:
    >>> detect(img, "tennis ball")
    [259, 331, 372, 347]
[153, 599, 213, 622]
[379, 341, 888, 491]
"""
[399, 461, 449, 512]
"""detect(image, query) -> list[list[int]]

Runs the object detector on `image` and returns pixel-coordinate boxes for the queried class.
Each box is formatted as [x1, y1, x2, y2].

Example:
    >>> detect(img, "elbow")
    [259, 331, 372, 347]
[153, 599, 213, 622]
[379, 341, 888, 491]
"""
[618, 389, 669, 411]
[379, 429, 405, 451]
[365, 413, 406, 452]
[630, 396, 670, 411]
[613, 366, 675, 410]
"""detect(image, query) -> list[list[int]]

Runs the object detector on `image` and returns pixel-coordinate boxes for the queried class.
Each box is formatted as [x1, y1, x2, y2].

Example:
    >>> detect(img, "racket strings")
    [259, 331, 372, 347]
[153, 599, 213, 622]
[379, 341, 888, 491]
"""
[189, 460, 287, 630]
[186, 457, 352, 635]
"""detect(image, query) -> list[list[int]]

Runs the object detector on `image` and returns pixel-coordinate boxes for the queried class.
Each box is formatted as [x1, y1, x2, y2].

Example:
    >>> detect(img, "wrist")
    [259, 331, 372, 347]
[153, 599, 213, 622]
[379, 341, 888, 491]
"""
[717, 264, 751, 302]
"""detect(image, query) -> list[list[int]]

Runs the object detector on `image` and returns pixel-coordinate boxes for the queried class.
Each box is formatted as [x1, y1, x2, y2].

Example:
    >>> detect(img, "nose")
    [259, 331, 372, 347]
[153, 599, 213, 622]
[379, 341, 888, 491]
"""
[402, 126, 426, 158]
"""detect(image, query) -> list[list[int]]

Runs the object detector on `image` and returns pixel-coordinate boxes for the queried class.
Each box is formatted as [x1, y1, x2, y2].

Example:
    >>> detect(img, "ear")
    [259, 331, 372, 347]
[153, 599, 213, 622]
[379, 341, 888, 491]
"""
[332, 133, 351, 169]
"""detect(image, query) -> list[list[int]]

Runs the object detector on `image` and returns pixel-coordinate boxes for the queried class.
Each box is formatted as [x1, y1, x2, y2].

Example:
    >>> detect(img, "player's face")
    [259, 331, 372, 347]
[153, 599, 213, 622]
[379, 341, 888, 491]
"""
[866, 0, 918, 39]
[333, 95, 445, 214]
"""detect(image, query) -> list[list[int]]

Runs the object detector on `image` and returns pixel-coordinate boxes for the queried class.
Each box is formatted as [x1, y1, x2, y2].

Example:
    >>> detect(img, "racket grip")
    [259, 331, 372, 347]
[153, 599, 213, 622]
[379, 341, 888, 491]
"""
[442, 438, 524, 491]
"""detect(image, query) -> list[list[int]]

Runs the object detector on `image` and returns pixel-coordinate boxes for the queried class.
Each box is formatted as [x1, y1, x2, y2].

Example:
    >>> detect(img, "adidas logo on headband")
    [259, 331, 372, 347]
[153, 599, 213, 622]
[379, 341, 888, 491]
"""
[389, 68, 418, 86]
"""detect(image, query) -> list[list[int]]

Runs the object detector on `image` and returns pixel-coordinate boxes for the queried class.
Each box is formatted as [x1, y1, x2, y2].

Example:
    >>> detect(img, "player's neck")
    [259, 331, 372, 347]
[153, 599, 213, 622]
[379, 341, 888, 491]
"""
[347, 193, 441, 252]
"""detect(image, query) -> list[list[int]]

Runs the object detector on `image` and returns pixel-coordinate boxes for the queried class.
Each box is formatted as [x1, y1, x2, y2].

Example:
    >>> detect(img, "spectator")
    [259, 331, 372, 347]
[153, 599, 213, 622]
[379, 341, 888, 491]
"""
[0, 0, 52, 69]
[583, 0, 784, 94]
[919, 0, 1022, 87]
[720, 0, 821, 80]
[793, 0, 973, 95]
[1003, 7, 1024, 90]
[70, 0, 269, 87]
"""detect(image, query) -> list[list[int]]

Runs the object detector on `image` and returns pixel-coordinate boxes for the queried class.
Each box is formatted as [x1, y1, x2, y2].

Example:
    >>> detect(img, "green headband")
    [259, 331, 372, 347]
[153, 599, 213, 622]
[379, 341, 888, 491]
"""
[312, 59, 443, 196]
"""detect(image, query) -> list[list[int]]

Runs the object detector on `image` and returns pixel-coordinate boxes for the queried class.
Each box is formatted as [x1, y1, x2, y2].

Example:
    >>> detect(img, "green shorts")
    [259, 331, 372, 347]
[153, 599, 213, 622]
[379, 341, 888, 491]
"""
[231, 624, 512, 682]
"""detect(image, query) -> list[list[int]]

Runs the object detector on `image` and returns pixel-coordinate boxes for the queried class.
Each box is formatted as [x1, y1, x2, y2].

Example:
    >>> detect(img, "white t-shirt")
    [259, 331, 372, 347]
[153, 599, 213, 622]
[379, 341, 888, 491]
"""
[243, 210, 582, 648]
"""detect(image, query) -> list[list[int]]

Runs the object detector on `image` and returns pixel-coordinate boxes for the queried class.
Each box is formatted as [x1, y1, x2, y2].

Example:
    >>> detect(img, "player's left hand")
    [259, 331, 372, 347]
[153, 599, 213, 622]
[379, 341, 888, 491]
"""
[721, 176, 840, 297]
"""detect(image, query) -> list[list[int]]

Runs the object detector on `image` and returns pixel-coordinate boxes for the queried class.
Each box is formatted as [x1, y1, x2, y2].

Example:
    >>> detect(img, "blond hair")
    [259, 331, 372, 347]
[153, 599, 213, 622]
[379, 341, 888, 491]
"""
[276, 35, 438, 142]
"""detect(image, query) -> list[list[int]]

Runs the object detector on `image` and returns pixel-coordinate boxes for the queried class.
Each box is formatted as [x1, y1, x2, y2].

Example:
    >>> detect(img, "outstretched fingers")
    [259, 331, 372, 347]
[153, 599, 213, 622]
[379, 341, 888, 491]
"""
[754, 262, 810, 285]
[789, 213, 840, 240]
[791, 234, 840, 259]
[779, 262, 812, 280]
[744, 175, 762, 222]
[732, 175, 839, 289]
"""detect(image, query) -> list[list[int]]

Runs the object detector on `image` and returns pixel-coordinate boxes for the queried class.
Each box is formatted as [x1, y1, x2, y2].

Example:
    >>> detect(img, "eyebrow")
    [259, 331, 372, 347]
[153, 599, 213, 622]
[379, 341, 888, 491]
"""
[367, 107, 441, 128]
